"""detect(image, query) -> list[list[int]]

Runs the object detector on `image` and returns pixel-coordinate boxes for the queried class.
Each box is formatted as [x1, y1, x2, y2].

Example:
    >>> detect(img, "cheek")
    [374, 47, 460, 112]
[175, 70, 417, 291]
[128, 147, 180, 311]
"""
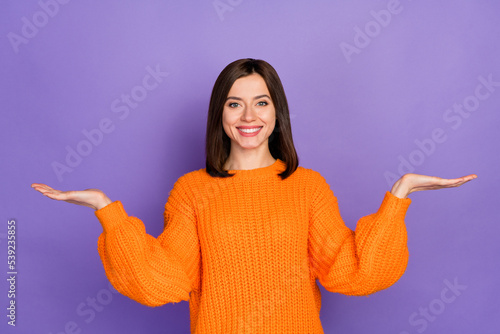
[222, 111, 236, 136]
[265, 110, 277, 130]
[269, 119, 277, 134]
[222, 109, 236, 124]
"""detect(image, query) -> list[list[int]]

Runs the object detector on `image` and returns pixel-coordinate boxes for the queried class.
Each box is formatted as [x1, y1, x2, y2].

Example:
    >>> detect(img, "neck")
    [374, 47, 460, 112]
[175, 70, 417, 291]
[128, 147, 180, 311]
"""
[223, 151, 276, 171]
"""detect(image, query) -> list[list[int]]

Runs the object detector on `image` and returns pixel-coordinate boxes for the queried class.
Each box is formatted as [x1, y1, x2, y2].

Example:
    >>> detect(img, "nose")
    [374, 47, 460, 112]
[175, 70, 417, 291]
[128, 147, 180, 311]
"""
[241, 104, 257, 122]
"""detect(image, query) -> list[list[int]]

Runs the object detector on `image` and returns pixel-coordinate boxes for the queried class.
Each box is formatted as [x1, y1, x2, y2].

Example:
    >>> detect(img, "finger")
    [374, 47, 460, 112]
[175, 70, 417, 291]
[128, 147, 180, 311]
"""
[462, 174, 478, 181]
[447, 174, 477, 182]
[33, 187, 53, 195]
[412, 179, 473, 192]
[435, 174, 475, 185]
[33, 186, 58, 195]
[442, 175, 477, 186]
[427, 178, 463, 187]
[42, 192, 68, 200]
[436, 180, 469, 188]
[32, 184, 57, 193]
[38, 187, 73, 200]
[35, 185, 67, 196]
[31, 183, 53, 189]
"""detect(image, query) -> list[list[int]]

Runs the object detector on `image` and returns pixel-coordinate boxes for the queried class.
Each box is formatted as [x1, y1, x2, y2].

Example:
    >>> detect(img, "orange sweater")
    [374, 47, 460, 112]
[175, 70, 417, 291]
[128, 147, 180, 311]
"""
[94, 158, 412, 333]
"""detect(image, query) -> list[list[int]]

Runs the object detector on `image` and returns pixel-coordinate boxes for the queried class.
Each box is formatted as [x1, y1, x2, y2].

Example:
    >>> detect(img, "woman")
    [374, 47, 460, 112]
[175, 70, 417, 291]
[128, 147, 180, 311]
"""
[32, 58, 476, 333]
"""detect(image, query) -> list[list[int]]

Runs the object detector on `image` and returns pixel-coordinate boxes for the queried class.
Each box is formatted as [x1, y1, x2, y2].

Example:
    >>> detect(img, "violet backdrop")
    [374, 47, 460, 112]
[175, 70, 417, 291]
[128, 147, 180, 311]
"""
[1, 0, 499, 333]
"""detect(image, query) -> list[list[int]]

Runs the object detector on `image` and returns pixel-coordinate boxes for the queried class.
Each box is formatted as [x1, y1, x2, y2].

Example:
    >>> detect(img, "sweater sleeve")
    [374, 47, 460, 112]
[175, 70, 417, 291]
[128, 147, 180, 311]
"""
[308, 173, 411, 296]
[94, 177, 201, 307]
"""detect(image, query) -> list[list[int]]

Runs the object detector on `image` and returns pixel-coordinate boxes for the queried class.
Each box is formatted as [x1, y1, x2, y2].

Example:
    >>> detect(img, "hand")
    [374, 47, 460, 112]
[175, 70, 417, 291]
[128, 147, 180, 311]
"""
[31, 183, 113, 210]
[390, 173, 478, 199]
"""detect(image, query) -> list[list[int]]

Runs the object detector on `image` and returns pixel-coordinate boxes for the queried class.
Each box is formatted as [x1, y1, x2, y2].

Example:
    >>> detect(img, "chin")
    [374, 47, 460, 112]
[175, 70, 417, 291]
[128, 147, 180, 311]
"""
[238, 143, 261, 150]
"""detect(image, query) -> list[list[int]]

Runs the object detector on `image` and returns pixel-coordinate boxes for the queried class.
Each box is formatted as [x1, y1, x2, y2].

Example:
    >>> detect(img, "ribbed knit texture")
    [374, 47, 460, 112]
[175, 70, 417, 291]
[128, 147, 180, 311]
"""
[95, 159, 412, 333]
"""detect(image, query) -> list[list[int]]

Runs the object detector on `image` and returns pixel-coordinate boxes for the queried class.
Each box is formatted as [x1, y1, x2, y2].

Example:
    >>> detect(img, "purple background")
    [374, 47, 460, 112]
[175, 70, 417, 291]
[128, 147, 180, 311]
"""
[1, 0, 499, 333]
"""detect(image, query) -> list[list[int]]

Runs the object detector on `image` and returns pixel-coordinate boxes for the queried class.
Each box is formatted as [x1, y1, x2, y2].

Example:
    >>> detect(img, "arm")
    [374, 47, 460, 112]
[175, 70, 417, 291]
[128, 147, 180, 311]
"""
[308, 174, 411, 296]
[95, 178, 201, 307]
[31, 179, 201, 307]
[308, 171, 477, 296]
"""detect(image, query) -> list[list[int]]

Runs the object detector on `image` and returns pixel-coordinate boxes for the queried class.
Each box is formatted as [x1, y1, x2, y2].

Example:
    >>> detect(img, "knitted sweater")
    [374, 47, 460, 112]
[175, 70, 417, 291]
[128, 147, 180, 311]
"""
[94, 158, 412, 333]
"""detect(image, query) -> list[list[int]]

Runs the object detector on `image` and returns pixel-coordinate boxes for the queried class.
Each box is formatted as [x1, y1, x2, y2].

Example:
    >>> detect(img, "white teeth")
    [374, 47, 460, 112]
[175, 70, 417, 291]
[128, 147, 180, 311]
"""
[238, 127, 262, 133]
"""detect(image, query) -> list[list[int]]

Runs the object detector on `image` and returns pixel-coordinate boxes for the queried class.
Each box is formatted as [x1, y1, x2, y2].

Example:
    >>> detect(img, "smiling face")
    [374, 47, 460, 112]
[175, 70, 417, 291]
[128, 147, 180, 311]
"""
[222, 73, 276, 153]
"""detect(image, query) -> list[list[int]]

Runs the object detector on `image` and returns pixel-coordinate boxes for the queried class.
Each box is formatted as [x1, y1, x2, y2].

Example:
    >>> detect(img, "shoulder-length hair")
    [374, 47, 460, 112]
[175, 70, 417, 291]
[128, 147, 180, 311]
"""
[205, 58, 299, 180]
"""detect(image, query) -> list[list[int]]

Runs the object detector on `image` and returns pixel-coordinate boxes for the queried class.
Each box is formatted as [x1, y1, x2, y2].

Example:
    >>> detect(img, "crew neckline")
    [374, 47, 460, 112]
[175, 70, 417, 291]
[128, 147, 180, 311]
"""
[226, 158, 286, 178]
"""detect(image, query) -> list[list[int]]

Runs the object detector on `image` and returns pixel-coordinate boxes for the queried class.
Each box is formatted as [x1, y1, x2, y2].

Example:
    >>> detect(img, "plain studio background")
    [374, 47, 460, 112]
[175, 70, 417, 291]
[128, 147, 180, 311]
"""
[1, 0, 499, 333]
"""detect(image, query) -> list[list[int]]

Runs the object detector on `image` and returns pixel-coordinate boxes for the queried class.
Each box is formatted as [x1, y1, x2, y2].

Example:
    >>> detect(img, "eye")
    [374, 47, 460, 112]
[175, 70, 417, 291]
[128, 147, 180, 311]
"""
[228, 102, 240, 108]
[257, 101, 268, 106]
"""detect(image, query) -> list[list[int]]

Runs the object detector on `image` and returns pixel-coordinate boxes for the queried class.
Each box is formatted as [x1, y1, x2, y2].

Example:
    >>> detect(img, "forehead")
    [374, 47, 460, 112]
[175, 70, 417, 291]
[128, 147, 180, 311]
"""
[228, 73, 270, 96]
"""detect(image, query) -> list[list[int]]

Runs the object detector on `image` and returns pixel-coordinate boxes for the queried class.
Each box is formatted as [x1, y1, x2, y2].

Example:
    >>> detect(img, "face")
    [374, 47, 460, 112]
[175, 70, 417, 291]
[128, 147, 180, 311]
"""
[222, 73, 276, 153]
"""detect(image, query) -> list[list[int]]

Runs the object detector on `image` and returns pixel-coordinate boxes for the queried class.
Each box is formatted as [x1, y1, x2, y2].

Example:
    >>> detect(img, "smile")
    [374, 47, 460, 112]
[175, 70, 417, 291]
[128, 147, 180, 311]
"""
[237, 126, 263, 136]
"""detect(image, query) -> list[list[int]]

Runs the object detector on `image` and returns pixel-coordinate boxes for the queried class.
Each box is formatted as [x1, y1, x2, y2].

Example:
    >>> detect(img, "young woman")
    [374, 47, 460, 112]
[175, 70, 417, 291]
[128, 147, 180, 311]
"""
[32, 58, 476, 333]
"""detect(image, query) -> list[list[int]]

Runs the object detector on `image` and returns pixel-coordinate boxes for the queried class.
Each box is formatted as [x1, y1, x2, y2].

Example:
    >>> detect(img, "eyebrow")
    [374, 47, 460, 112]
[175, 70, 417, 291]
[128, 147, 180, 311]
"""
[226, 94, 271, 101]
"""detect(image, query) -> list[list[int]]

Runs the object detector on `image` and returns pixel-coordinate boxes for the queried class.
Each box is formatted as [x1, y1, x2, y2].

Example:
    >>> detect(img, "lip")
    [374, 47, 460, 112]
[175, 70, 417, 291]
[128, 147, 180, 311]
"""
[237, 126, 263, 137]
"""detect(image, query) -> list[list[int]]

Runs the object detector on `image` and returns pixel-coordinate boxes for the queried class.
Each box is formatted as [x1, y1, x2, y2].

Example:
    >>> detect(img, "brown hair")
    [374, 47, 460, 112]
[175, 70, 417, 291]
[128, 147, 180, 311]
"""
[205, 58, 299, 180]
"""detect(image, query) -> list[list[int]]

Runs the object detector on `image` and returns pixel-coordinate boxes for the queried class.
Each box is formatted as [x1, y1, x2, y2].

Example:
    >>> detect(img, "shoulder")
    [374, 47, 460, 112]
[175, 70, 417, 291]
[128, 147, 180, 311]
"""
[294, 165, 335, 201]
[169, 166, 221, 200]
[170, 167, 209, 192]
[294, 165, 329, 185]
[164, 167, 209, 211]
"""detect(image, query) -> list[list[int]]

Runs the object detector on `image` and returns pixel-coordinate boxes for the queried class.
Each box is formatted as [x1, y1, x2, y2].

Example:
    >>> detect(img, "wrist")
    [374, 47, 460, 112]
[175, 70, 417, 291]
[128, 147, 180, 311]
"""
[391, 176, 411, 199]
[95, 194, 113, 210]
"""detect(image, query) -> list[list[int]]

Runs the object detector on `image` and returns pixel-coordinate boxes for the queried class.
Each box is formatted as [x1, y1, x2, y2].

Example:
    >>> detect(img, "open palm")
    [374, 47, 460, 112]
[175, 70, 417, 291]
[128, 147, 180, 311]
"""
[391, 173, 477, 198]
[31, 183, 112, 210]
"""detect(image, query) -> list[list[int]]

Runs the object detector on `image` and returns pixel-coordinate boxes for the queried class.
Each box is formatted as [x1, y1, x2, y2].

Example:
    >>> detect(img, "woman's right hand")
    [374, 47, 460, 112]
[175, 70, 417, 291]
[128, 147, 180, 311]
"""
[31, 183, 113, 211]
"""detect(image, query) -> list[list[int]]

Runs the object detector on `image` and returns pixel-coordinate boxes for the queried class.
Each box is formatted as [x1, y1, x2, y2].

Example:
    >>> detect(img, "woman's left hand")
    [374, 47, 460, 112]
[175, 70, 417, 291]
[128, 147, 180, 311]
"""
[390, 173, 478, 199]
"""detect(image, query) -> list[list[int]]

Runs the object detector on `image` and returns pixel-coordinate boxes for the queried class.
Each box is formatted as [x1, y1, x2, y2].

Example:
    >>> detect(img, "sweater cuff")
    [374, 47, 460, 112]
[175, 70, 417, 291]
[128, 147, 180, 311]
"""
[376, 191, 412, 221]
[94, 200, 128, 233]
